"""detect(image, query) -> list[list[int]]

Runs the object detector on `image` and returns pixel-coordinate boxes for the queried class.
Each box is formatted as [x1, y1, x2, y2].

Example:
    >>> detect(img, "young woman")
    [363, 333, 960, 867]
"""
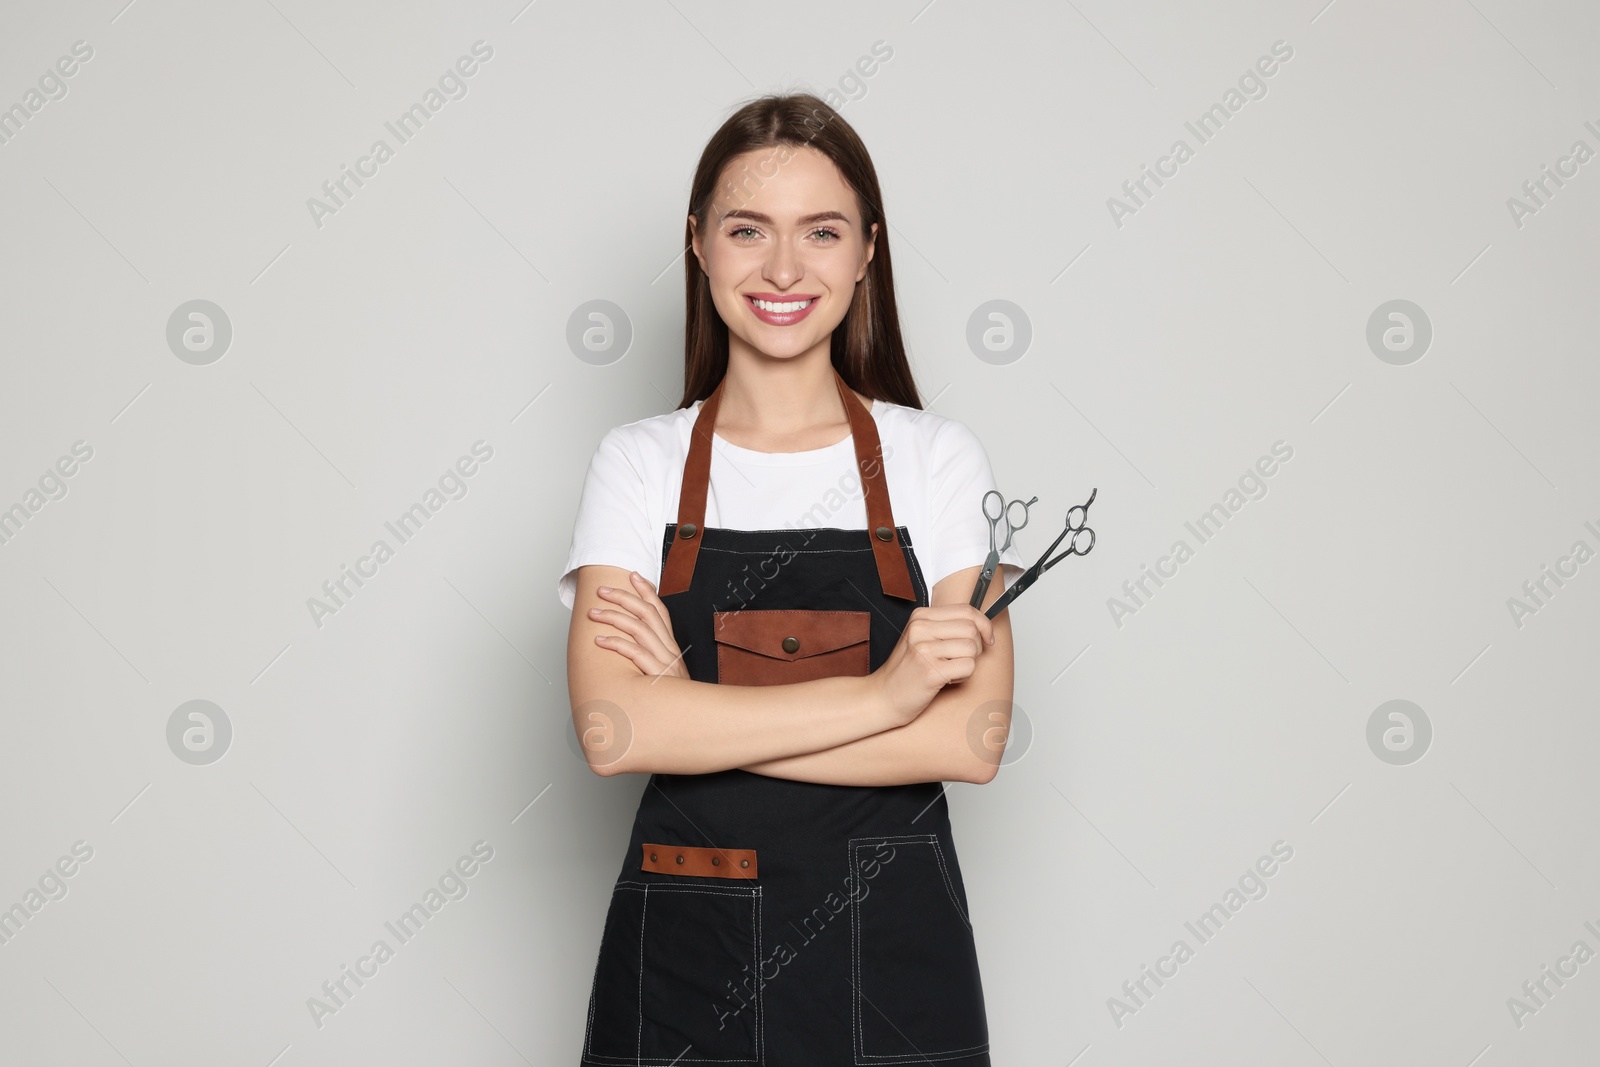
[559, 92, 1025, 1067]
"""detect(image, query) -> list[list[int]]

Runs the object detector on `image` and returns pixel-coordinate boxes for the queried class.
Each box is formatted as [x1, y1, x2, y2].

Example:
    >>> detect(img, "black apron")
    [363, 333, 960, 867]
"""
[580, 367, 991, 1067]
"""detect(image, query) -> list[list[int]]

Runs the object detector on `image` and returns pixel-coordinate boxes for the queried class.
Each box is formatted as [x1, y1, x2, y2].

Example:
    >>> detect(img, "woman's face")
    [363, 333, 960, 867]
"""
[690, 144, 877, 363]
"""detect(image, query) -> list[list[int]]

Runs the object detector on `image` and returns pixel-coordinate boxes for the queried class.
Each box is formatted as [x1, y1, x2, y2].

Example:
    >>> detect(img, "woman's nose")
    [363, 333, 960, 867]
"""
[763, 241, 801, 286]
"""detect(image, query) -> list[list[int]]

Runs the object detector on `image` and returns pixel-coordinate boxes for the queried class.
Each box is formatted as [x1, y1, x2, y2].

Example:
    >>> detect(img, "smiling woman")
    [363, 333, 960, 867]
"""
[558, 91, 1024, 1066]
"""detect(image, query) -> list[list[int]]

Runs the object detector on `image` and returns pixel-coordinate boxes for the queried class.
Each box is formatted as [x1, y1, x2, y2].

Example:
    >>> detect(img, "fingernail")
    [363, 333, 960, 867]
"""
[588, 608, 600, 616]
[597, 586, 611, 594]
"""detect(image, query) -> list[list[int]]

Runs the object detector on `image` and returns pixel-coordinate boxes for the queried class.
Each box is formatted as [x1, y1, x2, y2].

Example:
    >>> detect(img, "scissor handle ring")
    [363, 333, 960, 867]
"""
[1006, 495, 1037, 535]
[981, 490, 1005, 523]
[1066, 527, 1096, 556]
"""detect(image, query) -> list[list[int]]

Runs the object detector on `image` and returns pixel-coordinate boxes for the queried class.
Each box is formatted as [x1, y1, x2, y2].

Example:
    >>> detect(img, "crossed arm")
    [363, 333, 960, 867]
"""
[564, 562, 1015, 787]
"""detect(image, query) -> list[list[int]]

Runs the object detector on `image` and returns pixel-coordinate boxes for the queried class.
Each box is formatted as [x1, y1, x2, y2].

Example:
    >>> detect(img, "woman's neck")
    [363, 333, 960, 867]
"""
[713, 344, 868, 452]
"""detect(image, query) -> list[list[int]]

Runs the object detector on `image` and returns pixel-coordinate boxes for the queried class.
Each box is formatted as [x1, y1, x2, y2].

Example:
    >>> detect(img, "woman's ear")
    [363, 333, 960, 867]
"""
[857, 221, 878, 281]
[689, 214, 709, 275]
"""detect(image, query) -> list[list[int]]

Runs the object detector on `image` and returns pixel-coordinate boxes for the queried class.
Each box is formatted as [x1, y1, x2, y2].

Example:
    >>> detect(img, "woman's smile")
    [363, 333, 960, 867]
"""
[743, 292, 819, 325]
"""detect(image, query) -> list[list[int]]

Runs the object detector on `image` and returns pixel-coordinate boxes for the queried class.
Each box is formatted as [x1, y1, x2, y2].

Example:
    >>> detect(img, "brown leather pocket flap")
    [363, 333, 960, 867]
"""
[641, 842, 758, 879]
[712, 609, 870, 661]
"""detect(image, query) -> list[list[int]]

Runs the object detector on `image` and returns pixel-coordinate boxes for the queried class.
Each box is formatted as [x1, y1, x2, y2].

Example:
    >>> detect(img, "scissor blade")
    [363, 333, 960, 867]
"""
[969, 554, 999, 608]
[983, 580, 1020, 619]
[984, 565, 1041, 619]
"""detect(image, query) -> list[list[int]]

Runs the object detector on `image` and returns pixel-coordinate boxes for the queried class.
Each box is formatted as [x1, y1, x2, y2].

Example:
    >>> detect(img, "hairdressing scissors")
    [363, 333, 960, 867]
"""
[984, 487, 1097, 619]
[970, 490, 1037, 608]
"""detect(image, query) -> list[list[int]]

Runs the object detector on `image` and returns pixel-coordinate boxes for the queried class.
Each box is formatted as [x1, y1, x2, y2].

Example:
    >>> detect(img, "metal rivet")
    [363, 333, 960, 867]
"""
[875, 526, 893, 541]
[781, 636, 799, 653]
[649, 852, 657, 861]
[679, 523, 697, 539]
[740, 859, 749, 868]
[675, 854, 684, 864]
[711, 856, 720, 865]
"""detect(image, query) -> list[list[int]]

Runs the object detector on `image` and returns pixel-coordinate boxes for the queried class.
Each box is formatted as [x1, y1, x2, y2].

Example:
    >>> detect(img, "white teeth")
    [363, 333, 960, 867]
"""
[751, 298, 812, 313]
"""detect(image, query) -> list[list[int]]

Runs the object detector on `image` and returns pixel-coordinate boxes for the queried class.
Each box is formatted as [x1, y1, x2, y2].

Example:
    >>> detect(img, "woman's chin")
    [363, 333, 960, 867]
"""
[730, 334, 820, 362]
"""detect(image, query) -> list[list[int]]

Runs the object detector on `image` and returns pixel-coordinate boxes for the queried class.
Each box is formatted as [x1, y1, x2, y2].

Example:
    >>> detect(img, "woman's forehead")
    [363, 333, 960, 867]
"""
[709, 144, 858, 222]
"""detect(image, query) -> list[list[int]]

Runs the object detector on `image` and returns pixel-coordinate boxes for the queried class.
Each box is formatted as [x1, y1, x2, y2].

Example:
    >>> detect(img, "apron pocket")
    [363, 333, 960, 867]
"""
[583, 878, 763, 1065]
[849, 834, 989, 1063]
[712, 608, 871, 686]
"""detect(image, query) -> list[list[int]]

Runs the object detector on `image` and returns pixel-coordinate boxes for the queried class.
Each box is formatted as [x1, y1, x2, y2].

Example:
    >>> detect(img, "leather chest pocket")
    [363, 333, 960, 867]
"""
[712, 609, 871, 686]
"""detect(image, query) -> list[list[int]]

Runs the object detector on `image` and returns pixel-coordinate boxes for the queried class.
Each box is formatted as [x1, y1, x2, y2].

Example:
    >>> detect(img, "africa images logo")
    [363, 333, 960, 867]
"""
[305, 41, 494, 229]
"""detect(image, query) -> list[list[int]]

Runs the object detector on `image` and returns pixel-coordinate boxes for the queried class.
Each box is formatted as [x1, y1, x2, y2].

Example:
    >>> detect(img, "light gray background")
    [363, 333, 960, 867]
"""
[1, 0, 1596, 1064]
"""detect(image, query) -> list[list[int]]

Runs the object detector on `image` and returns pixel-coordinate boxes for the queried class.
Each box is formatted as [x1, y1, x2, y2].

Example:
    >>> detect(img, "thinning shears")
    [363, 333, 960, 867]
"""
[984, 487, 1098, 619]
[970, 490, 1037, 608]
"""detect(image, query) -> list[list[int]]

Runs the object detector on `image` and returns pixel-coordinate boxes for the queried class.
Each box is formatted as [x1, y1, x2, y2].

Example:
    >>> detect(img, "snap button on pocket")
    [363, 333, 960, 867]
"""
[782, 636, 799, 653]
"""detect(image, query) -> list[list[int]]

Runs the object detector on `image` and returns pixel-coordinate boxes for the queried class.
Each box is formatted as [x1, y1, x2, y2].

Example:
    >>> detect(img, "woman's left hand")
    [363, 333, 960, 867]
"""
[588, 571, 690, 681]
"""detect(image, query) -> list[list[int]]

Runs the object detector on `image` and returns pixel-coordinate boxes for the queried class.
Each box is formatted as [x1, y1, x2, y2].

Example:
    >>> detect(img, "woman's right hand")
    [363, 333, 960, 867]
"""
[870, 604, 996, 727]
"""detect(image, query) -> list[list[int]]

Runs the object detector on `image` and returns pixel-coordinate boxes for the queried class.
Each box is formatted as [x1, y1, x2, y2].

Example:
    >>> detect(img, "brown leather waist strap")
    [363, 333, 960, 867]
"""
[641, 842, 758, 879]
[658, 365, 916, 602]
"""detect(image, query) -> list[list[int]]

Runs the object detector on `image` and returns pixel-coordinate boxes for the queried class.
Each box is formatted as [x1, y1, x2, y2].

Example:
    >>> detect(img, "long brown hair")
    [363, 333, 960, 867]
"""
[679, 92, 922, 411]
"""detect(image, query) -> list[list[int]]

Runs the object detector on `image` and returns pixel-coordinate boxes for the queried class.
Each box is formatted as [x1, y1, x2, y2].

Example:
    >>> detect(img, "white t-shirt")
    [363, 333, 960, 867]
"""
[556, 396, 1026, 610]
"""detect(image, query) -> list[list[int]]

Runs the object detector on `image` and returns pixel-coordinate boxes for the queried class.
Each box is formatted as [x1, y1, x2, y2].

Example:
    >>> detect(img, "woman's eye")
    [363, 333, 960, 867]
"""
[725, 225, 840, 242]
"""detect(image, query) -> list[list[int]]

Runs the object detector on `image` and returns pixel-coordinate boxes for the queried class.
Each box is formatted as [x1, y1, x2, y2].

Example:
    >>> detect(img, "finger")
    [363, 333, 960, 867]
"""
[913, 641, 977, 683]
[588, 604, 664, 653]
[928, 640, 980, 676]
[910, 604, 987, 621]
[969, 606, 996, 646]
[917, 635, 985, 668]
[903, 638, 977, 684]
[908, 617, 991, 644]
[593, 587, 673, 649]
[599, 583, 675, 646]
[606, 632, 684, 681]
[591, 601, 681, 670]
[627, 571, 679, 636]
[592, 634, 662, 676]
[908, 604, 992, 630]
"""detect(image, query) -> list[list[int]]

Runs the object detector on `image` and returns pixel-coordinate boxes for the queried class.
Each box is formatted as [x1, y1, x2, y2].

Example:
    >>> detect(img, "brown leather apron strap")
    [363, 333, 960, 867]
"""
[657, 367, 915, 601]
[843, 370, 917, 602]
[657, 375, 722, 596]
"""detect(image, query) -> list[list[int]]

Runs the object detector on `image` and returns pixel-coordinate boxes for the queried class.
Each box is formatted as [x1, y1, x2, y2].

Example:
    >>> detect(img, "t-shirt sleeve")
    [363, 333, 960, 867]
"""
[926, 418, 1028, 596]
[556, 426, 660, 610]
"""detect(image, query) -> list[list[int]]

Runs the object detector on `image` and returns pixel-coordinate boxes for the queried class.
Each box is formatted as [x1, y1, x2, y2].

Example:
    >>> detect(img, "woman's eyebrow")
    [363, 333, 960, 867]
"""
[719, 209, 852, 225]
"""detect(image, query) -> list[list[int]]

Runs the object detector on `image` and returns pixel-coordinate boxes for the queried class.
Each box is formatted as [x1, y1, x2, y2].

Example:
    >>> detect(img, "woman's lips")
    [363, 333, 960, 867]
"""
[744, 293, 819, 326]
